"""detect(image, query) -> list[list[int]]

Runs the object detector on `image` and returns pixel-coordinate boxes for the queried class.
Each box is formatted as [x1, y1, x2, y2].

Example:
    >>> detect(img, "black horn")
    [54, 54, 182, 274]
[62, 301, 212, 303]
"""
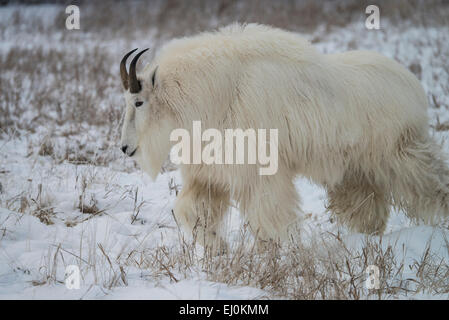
[129, 48, 149, 93]
[120, 48, 138, 90]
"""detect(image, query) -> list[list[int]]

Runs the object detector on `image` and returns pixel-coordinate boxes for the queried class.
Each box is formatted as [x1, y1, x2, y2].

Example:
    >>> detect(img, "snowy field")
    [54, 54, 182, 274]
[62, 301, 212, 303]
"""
[0, 1, 449, 299]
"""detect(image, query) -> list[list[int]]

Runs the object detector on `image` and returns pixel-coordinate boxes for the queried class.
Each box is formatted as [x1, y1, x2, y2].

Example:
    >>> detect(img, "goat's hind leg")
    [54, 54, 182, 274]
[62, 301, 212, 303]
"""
[327, 171, 391, 235]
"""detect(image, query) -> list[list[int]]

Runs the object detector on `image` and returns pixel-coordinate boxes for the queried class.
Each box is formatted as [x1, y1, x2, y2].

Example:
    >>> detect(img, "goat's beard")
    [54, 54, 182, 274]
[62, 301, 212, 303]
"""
[136, 119, 175, 181]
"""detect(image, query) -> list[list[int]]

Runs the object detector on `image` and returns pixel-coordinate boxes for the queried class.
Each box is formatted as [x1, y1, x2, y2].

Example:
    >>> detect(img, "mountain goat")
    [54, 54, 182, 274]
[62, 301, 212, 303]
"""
[120, 23, 449, 251]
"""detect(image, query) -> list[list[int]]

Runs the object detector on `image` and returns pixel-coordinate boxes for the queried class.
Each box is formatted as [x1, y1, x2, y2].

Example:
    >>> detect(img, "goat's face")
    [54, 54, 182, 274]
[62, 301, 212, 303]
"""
[119, 49, 174, 180]
[120, 89, 147, 158]
[119, 48, 150, 159]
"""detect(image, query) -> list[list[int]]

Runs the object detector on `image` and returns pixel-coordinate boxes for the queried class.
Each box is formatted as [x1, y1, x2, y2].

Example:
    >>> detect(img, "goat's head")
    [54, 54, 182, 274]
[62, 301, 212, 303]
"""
[119, 48, 175, 180]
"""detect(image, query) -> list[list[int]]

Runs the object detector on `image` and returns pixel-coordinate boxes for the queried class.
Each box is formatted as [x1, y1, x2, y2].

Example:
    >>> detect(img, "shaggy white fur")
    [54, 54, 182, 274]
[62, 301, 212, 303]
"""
[120, 23, 449, 251]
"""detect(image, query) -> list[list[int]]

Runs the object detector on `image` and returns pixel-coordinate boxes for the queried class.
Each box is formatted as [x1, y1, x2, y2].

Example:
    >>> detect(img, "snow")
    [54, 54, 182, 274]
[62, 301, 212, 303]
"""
[1, 3, 448, 299]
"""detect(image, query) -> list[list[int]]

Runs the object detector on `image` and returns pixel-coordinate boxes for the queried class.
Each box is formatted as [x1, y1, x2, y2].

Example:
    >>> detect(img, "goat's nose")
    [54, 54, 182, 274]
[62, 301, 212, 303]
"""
[121, 145, 128, 154]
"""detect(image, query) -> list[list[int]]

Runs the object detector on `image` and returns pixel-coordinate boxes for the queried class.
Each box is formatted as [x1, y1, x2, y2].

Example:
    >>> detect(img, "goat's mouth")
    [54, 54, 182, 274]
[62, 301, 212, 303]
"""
[129, 148, 137, 157]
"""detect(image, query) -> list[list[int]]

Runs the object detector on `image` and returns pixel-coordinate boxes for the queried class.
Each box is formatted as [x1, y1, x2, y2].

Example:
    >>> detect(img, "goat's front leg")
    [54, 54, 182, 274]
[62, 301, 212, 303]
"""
[173, 178, 230, 254]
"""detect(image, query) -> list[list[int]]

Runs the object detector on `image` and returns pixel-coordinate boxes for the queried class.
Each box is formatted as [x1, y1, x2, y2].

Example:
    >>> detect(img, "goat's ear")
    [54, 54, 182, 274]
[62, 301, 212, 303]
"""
[151, 66, 158, 88]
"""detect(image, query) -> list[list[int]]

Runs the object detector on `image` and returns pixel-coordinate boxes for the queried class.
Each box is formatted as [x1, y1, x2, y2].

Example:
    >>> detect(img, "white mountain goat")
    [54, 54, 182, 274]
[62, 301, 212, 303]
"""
[120, 24, 449, 251]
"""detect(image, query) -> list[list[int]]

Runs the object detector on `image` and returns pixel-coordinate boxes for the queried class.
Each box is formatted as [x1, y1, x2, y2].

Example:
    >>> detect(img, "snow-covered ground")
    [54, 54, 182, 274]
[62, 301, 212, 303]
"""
[1, 3, 448, 299]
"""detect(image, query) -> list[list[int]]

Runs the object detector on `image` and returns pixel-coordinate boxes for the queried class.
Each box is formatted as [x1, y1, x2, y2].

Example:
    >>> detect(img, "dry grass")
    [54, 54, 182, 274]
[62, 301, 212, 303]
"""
[75, 169, 105, 216]
[29, 184, 56, 225]
[46, 0, 449, 37]
[0, 46, 120, 130]
[30, 220, 449, 299]
[434, 116, 449, 132]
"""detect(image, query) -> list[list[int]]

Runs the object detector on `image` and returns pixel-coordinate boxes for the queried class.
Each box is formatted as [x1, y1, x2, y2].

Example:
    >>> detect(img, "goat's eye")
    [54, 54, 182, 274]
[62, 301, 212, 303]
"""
[135, 101, 143, 107]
